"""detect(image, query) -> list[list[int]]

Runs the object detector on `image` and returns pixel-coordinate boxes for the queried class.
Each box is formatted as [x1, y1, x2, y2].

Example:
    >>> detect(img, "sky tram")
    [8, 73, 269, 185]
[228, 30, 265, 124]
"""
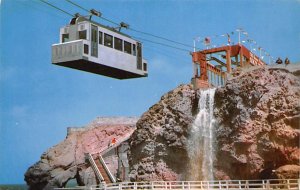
[52, 15, 148, 79]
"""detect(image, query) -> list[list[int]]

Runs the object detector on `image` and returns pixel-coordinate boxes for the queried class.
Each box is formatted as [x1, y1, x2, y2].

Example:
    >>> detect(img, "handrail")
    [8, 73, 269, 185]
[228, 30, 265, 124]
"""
[86, 153, 104, 182]
[55, 179, 300, 190]
[98, 154, 116, 183]
[100, 134, 132, 156]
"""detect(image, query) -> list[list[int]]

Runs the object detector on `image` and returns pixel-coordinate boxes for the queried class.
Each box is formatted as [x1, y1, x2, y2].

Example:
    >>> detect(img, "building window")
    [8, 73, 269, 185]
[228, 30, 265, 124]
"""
[104, 33, 113, 48]
[62, 34, 69, 43]
[132, 44, 136, 56]
[79, 30, 87, 40]
[124, 41, 132, 54]
[84, 44, 89, 54]
[114, 37, 123, 51]
[143, 62, 147, 71]
[99, 31, 103, 44]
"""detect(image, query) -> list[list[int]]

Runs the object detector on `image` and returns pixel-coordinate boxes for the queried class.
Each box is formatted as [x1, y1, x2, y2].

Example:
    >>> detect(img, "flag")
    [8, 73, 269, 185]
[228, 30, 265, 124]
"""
[204, 37, 211, 45]
[227, 33, 231, 44]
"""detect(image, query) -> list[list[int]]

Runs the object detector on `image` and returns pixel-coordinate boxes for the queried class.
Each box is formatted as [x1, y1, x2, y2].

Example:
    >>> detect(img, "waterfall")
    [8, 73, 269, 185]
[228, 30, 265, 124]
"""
[187, 88, 216, 181]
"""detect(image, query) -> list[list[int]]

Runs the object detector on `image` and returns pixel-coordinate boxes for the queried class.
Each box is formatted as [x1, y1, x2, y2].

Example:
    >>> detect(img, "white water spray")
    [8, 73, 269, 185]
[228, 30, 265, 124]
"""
[187, 88, 216, 181]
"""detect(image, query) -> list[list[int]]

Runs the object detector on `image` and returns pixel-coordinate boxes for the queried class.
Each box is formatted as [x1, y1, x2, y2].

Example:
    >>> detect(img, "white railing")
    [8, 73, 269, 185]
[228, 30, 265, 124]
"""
[86, 153, 104, 182]
[99, 134, 132, 156]
[55, 179, 300, 190]
[52, 40, 84, 63]
[99, 154, 116, 183]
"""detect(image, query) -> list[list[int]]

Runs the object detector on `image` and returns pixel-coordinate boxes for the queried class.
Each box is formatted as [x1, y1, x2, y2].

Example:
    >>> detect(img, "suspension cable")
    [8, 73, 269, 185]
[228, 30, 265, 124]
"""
[39, 0, 74, 17]
[39, 0, 194, 53]
[64, 0, 194, 49]
[65, 0, 120, 26]
[65, 0, 90, 12]
[132, 36, 191, 53]
[129, 28, 192, 48]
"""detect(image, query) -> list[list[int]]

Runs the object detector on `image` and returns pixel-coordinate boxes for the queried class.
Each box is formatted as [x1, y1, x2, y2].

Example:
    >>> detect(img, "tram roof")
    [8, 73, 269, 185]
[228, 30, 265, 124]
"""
[69, 16, 134, 39]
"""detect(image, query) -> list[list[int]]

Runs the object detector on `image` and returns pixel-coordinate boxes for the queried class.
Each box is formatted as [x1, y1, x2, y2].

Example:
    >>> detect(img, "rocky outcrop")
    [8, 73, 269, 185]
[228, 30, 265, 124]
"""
[214, 66, 300, 180]
[25, 117, 137, 190]
[274, 165, 300, 179]
[129, 65, 300, 181]
[25, 65, 300, 187]
[128, 84, 199, 181]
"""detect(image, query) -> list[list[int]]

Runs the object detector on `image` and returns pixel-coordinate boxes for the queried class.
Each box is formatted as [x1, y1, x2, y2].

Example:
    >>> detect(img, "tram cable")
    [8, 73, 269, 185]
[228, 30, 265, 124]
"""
[39, 0, 195, 53]
[39, 0, 274, 63]
[65, 0, 120, 26]
[39, 0, 74, 17]
[129, 29, 192, 49]
[64, 0, 194, 50]
[132, 36, 191, 53]
[65, 0, 90, 13]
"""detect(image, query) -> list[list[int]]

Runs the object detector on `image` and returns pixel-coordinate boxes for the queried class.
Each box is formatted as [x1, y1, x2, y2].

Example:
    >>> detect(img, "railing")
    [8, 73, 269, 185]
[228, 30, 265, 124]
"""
[55, 179, 300, 190]
[52, 40, 84, 63]
[100, 134, 132, 156]
[99, 154, 116, 183]
[86, 153, 104, 182]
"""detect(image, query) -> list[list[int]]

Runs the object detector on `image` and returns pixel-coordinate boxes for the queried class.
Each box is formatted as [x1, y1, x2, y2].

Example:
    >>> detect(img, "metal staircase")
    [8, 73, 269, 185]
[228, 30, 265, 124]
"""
[98, 154, 116, 183]
[86, 134, 132, 184]
[86, 153, 116, 184]
[86, 153, 104, 183]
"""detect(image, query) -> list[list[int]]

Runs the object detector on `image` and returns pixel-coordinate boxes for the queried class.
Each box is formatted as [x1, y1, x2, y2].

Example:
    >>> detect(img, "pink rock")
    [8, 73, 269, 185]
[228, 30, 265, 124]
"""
[25, 117, 137, 189]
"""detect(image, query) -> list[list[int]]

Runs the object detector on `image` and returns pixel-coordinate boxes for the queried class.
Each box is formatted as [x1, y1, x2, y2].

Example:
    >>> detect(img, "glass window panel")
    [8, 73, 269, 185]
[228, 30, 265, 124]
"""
[104, 34, 113, 48]
[124, 41, 132, 54]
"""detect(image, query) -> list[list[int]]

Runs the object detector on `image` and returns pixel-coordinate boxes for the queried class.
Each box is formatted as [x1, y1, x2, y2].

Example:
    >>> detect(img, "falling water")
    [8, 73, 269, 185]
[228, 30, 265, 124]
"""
[187, 88, 216, 181]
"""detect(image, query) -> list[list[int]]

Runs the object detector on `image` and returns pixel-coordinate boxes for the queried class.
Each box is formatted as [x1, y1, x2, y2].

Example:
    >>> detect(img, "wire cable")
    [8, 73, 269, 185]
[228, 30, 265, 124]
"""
[39, 0, 272, 60]
[99, 16, 120, 26]
[64, 0, 194, 50]
[133, 36, 191, 53]
[129, 28, 192, 48]
[64, 0, 120, 26]
[65, 0, 90, 12]
[38, 0, 192, 53]
[39, 0, 74, 17]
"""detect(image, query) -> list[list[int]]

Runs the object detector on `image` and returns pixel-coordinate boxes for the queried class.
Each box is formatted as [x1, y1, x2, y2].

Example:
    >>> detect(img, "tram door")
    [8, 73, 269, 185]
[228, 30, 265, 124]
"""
[137, 42, 142, 70]
[91, 25, 98, 57]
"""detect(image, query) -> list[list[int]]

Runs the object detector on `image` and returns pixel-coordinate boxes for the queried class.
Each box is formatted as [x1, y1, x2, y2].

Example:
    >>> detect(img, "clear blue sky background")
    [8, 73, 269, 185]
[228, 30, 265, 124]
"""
[1, 0, 299, 184]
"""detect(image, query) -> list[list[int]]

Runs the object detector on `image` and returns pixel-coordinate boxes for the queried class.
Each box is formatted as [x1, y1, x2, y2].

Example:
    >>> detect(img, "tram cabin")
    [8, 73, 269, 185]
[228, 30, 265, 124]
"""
[52, 16, 148, 79]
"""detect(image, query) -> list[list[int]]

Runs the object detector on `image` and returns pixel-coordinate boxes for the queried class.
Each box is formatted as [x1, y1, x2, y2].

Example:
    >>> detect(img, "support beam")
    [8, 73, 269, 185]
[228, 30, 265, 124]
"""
[226, 50, 232, 73]
[240, 49, 244, 67]
[199, 53, 208, 80]
[191, 44, 266, 89]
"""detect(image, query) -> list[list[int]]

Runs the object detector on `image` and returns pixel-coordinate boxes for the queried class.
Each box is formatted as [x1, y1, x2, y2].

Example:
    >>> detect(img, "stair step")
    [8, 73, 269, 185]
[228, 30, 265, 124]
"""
[95, 158, 113, 183]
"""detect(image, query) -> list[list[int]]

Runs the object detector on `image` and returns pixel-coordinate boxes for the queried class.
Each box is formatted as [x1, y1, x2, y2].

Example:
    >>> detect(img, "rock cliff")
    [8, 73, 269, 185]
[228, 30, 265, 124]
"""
[128, 84, 199, 181]
[214, 66, 300, 180]
[128, 65, 300, 181]
[25, 65, 300, 188]
[24, 117, 137, 190]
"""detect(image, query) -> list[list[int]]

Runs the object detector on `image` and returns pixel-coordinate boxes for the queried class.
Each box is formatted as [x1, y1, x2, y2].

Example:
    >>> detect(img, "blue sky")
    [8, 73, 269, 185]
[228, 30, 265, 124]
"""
[1, 0, 299, 184]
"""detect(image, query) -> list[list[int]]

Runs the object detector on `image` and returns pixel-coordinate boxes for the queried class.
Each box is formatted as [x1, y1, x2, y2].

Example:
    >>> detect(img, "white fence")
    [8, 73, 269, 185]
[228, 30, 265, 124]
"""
[55, 179, 300, 190]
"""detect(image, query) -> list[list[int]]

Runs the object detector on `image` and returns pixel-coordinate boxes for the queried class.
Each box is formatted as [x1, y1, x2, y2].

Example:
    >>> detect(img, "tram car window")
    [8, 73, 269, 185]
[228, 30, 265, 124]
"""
[52, 16, 148, 79]
[124, 41, 132, 54]
[99, 31, 103, 45]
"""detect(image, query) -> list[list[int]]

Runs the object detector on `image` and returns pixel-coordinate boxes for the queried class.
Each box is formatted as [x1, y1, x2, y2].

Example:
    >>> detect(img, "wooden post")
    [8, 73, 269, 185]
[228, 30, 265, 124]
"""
[240, 48, 244, 67]
[226, 50, 232, 73]
[193, 63, 198, 78]
[199, 53, 208, 80]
